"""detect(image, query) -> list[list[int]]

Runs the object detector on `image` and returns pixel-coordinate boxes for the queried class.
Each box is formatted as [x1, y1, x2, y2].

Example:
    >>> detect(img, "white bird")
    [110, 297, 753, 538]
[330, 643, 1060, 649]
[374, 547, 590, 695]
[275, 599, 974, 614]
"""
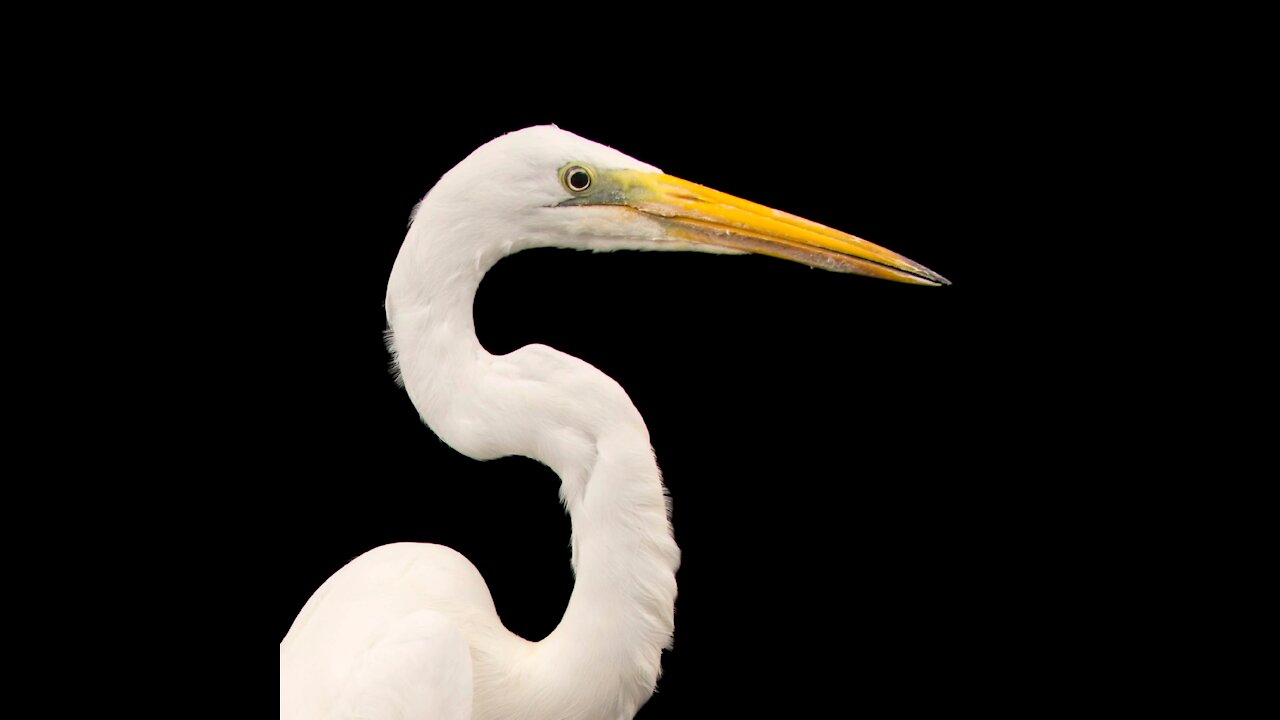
[280, 126, 948, 720]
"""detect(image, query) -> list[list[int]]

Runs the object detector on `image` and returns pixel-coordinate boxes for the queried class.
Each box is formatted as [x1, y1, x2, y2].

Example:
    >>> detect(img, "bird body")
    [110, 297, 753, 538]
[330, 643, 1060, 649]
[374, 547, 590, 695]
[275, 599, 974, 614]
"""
[280, 126, 946, 719]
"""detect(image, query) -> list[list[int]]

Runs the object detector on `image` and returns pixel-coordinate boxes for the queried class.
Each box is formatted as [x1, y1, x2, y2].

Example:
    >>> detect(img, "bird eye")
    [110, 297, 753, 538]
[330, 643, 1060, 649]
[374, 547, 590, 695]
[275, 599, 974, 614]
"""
[562, 165, 593, 193]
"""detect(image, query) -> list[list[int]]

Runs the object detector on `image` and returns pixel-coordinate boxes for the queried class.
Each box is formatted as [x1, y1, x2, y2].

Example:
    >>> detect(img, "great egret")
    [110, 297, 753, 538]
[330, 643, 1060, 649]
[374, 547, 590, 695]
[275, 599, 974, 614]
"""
[279, 126, 948, 719]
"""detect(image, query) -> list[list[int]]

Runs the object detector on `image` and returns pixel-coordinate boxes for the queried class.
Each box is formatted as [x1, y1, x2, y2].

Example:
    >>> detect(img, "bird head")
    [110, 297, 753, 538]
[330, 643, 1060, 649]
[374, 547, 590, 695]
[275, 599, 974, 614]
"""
[411, 125, 948, 286]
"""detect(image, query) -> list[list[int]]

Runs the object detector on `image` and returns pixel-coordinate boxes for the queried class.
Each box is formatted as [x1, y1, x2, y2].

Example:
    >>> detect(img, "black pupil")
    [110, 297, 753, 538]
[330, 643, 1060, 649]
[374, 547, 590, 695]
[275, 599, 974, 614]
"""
[568, 169, 590, 191]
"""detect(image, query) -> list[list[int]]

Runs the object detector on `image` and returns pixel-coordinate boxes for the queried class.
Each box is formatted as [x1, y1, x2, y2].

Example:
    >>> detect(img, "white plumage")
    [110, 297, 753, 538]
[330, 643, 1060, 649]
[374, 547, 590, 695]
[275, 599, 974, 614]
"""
[280, 126, 946, 719]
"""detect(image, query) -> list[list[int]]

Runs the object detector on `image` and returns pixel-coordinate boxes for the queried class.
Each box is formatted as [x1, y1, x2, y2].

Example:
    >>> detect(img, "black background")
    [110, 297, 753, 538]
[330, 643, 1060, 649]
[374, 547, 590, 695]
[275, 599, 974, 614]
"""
[12, 9, 1233, 716]
[262, 41, 1097, 716]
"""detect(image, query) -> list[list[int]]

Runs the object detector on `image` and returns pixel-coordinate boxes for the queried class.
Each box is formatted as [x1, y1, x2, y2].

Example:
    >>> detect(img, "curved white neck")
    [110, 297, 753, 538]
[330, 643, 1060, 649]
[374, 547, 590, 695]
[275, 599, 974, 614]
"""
[387, 220, 680, 718]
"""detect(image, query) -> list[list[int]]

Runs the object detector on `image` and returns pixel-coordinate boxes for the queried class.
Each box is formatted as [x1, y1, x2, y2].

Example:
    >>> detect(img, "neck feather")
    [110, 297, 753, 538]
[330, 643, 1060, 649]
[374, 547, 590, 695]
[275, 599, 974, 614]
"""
[387, 218, 679, 718]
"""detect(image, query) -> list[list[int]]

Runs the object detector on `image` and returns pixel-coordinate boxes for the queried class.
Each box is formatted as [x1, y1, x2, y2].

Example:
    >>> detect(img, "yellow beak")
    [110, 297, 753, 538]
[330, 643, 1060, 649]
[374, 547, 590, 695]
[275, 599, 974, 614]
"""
[591, 169, 950, 286]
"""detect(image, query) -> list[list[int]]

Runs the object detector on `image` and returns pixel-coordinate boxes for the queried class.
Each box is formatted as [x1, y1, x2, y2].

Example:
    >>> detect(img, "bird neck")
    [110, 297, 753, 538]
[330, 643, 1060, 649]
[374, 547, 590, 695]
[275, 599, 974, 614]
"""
[388, 222, 679, 717]
[536, 429, 679, 717]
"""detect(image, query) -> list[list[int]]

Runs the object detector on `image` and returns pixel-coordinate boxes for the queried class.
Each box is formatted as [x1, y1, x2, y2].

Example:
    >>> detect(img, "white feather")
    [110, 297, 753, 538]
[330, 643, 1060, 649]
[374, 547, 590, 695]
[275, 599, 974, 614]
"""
[284, 127, 683, 720]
